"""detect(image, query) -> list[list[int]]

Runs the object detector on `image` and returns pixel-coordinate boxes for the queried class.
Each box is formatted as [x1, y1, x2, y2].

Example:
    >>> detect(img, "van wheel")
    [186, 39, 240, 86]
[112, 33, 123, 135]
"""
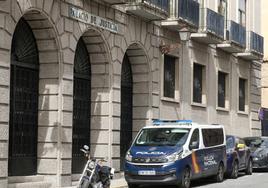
[245, 159, 253, 175]
[215, 163, 224, 182]
[179, 167, 191, 188]
[230, 160, 239, 179]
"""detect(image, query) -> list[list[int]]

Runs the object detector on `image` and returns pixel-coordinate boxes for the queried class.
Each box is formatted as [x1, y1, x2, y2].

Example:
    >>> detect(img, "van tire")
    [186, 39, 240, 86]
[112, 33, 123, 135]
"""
[245, 158, 253, 175]
[179, 167, 191, 188]
[215, 163, 224, 182]
[230, 160, 239, 179]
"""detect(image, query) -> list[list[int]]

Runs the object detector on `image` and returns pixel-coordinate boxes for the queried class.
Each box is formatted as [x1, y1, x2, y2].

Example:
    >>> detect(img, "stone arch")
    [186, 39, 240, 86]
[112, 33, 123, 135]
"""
[7, 7, 61, 185]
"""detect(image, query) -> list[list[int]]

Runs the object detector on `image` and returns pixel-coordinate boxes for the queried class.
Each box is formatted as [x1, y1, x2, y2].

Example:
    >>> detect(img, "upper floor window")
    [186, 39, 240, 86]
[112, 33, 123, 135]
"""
[218, 71, 228, 109]
[239, 0, 246, 27]
[193, 63, 206, 104]
[239, 78, 247, 112]
[163, 55, 176, 99]
[218, 0, 226, 17]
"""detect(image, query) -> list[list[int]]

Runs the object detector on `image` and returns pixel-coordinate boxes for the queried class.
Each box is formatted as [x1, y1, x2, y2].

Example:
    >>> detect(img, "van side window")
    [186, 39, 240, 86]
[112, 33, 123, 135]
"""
[202, 129, 224, 147]
[189, 129, 200, 150]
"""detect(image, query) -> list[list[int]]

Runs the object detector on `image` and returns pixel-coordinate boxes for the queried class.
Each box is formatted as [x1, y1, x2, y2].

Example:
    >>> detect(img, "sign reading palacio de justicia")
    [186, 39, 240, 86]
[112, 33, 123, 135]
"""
[69, 6, 119, 33]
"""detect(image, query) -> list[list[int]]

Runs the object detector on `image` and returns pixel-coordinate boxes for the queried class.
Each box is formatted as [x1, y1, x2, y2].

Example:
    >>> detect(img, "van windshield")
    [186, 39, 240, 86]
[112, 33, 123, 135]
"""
[135, 128, 190, 146]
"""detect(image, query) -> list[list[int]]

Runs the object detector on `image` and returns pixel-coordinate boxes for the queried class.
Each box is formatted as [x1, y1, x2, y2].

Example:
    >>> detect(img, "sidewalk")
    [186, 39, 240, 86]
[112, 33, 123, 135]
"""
[66, 177, 127, 188]
[110, 177, 127, 188]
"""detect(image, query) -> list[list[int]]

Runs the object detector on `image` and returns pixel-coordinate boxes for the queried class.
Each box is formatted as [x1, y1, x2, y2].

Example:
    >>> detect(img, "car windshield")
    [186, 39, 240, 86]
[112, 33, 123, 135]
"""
[245, 138, 268, 148]
[135, 128, 190, 146]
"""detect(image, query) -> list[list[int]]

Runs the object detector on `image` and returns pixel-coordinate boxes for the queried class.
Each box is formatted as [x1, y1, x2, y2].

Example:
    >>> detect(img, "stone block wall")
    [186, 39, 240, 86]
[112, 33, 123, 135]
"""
[0, 1, 12, 187]
[0, 0, 263, 187]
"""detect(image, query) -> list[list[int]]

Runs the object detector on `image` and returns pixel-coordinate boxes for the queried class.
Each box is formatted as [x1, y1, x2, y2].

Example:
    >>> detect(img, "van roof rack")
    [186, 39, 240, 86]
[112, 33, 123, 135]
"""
[153, 119, 192, 125]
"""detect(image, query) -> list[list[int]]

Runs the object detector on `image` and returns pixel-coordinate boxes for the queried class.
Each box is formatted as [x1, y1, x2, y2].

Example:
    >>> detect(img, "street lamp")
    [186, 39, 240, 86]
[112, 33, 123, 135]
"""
[179, 27, 191, 42]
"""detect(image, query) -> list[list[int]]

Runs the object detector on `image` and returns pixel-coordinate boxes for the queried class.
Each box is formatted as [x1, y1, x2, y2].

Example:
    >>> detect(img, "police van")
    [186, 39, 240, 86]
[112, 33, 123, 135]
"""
[124, 120, 226, 188]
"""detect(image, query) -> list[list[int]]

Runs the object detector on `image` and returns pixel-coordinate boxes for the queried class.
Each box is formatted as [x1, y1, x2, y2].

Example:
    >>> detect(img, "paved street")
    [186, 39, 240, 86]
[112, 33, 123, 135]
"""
[124, 170, 268, 188]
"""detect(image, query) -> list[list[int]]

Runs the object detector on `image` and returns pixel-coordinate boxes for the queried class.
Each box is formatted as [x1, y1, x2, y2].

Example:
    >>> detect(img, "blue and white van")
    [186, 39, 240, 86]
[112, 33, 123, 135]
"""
[124, 120, 226, 188]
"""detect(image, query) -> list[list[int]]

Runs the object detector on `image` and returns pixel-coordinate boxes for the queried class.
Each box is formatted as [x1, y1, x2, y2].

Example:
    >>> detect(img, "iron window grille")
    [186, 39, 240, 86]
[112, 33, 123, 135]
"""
[164, 55, 176, 99]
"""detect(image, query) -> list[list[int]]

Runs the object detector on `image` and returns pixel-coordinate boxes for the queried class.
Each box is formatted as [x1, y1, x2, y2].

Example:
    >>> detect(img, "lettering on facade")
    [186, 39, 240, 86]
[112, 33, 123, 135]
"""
[69, 6, 118, 33]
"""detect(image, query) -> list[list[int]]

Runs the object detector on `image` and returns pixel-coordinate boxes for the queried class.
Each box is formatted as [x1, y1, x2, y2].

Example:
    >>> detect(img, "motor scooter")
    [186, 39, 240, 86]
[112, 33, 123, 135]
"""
[78, 145, 115, 188]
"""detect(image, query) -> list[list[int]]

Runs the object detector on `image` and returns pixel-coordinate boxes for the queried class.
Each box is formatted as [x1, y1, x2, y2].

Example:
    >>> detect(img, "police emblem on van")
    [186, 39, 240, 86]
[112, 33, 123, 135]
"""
[204, 155, 217, 166]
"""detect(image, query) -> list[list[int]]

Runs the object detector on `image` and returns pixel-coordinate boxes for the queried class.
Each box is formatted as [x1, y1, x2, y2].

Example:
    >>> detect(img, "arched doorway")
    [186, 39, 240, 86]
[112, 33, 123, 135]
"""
[9, 18, 39, 176]
[120, 55, 133, 170]
[72, 38, 91, 173]
[119, 43, 150, 171]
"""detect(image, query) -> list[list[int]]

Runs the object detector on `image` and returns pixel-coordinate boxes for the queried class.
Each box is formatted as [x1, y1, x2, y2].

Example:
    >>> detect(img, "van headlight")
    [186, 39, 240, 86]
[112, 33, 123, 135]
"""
[166, 151, 183, 162]
[125, 151, 133, 162]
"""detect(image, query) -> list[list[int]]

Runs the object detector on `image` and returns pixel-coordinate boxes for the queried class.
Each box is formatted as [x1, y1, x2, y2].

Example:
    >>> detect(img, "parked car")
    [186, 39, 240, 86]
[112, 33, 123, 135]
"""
[124, 120, 226, 188]
[244, 137, 268, 169]
[225, 135, 252, 178]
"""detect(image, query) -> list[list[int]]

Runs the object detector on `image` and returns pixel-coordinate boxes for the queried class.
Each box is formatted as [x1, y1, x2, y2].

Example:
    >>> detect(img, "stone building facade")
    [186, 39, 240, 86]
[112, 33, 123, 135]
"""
[261, 0, 268, 108]
[0, 0, 263, 187]
[261, 0, 268, 135]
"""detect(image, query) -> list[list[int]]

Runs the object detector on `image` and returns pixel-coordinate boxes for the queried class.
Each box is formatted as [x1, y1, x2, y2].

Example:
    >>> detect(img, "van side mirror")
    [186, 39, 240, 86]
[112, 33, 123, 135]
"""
[189, 141, 199, 150]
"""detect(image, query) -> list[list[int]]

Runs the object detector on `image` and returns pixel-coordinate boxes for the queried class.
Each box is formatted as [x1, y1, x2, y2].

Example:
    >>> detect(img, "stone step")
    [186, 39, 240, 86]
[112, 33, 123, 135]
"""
[8, 181, 51, 188]
[8, 175, 45, 184]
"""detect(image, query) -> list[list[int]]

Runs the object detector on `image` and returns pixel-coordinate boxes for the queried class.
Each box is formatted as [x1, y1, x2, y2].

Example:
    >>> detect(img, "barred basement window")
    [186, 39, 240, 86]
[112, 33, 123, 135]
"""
[218, 72, 227, 108]
[193, 63, 205, 104]
[164, 55, 176, 98]
[239, 78, 246, 112]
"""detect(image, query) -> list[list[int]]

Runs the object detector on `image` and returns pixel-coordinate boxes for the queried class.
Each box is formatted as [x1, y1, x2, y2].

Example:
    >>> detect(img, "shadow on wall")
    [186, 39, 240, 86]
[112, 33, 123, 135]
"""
[37, 88, 58, 175]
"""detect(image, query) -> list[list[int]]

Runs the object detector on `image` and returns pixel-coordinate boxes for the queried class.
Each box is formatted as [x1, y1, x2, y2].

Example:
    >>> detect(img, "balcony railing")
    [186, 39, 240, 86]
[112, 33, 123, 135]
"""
[200, 8, 224, 38]
[126, 0, 169, 20]
[128, 0, 169, 12]
[248, 31, 264, 54]
[102, 0, 126, 4]
[169, 0, 199, 27]
[227, 20, 246, 47]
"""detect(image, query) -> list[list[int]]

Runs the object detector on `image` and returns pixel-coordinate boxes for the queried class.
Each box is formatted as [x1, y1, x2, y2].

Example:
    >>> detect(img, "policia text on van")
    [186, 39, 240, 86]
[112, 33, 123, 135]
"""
[124, 120, 227, 188]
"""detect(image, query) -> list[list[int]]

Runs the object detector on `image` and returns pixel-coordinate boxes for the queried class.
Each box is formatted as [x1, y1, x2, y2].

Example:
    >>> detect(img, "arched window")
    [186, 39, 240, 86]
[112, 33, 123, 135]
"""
[9, 18, 39, 176]
[72, 38, 91, 173]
